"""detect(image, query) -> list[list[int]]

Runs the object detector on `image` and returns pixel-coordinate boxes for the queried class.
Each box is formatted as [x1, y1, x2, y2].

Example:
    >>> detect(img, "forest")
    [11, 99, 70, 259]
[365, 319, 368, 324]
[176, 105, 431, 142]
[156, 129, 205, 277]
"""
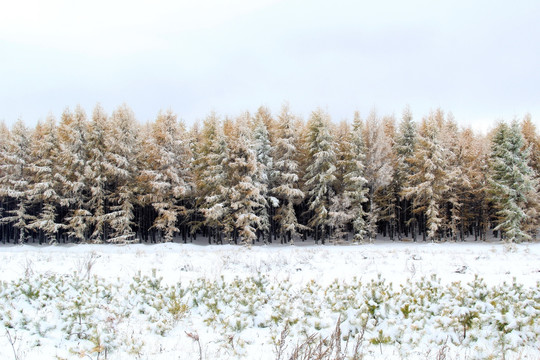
[0, 104, 538, 245]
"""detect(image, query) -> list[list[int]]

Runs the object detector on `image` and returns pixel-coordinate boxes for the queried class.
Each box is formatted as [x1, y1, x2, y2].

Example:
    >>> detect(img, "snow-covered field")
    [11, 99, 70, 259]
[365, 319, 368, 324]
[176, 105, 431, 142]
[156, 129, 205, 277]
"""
[0, 240, 539, 359]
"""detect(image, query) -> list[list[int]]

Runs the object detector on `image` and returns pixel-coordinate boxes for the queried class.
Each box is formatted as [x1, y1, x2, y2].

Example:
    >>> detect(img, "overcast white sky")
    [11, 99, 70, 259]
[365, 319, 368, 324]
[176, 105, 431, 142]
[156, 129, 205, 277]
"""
[1, 0, 539, 133]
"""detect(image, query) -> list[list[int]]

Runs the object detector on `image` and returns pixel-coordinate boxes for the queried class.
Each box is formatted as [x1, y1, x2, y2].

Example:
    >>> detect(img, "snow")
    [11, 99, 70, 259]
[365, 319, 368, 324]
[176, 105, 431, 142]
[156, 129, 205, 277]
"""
[0, 240, 539, 359]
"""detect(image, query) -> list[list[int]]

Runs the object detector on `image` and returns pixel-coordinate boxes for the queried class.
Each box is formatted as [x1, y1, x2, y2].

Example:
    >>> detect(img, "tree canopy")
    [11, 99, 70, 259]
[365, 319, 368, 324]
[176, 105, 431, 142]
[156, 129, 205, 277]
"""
[0, 104, 538, 245]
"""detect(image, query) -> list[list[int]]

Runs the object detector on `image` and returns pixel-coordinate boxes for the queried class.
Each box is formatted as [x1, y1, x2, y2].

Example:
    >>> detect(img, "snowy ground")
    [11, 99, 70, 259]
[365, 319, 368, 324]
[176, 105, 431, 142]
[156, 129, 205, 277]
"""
[0, 239, 539, 359]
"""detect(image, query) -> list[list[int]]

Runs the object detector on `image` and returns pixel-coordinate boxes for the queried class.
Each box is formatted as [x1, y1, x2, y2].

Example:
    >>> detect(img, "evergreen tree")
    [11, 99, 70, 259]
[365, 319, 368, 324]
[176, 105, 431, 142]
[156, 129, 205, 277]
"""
[489, 121, 536, 242]
[303, 109, 336, 244]
[0, 122, 10, 243]
[395, 107, 417, 238]
[458, 128, 490, 241]
[329, 121, 354, 243]
[440, 114, 466, 240]
[328, 194, 352, 243]
[85, 104, 111, 243]
[271, 104, 305, 244]
[57, 106, 90, 242]
[135, 122, 158, 242]
[343, 112, 369, 242]
[106, 104, 140, 243]
[363, 111, 393, 240]
[0, 120, 33, 243]
[194, 113, 231, 243]
[226, 115, 267, 245]
[251, 112, 277, 243]
[520, 115, 540, 238]
[141, 110, 191, 242]
[0, 103, 535, 245]
[376, 116, 399, 239]
[28, 116, 63, 244]
[521, 114, 540, 176]
[403, 112, 452, 241]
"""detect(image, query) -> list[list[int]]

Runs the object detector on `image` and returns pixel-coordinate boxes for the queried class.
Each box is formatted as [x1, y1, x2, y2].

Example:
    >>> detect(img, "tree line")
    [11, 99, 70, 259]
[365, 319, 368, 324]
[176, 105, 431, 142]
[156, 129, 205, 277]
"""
[0, 104, 538, 245]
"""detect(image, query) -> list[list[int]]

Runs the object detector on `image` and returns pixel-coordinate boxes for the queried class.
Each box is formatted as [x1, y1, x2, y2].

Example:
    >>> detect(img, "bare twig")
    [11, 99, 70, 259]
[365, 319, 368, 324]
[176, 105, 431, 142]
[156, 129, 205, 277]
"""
[5, 329, 20, 360]
[76, 251, 99, 279]
[186, 331, 202, 360]
[274, 323, 290, 360]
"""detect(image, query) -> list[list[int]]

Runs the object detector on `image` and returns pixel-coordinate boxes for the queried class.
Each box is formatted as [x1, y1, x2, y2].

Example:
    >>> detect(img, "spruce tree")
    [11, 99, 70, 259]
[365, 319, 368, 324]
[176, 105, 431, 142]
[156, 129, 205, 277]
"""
[489, 121, 536, 242]
[106, 104, 140, 243]
[194, 113, 231, 243]
[271, 104, 305, 244]
[303, 109, 336, 244]
[57, 106, 90, 242]
[363, 111, 393, 240]
[0, 120, 33, 243]
[520, 116, 540, 238]
[0, 122, 9, 243]
[458, 128, 490, 241]
[252, 113, 277, 243]
[395, 107, 417, 239]
[343, 112, 369, 242]
[376, 116, 399, 239]
[141, 110, 191, 242]
[440, 115, 466, 240]
[226, 115, 267, 245]
[329, 121, 354, 243]
[85, 104, 111, 243]
[28, 116, 63, 244]
[403, 113, 451, 241]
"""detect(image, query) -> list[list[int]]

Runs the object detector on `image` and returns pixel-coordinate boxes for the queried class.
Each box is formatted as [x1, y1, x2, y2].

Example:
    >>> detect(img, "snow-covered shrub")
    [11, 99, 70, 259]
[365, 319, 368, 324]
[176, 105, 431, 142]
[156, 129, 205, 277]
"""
[0, 270, 538, 359]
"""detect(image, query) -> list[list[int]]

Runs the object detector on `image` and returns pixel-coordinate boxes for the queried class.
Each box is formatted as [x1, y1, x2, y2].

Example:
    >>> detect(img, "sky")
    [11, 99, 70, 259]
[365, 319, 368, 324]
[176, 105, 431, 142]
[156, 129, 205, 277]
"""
[1, 0, 539, 133]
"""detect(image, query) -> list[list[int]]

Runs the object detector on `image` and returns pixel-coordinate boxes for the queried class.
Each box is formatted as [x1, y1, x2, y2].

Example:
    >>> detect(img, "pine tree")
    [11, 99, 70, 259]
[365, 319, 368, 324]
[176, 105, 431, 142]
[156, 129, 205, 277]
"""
[343, 112, 369, 242]
[226, 115, 267, 245]
[271, 104, 305, 244]
[403, 112, 452, 241]
[194, 113, 231, 243]
[376, 116, 399, 239]
[134, 123, 155, 242]
[252, 111, 277, 243]
[521, 114, 540, 176]
[57, 106, 90, 242]
[328, 121, 354, 243]
[28, 116, 63, 244]
[395, 107, 417, 239]
[328, 194, 352, 243]
[84, 104, 112, 243]
[303, 109, 336, 244]
[458, 127, 490, 241]
[489, 121, 536, 243]
[363, 110, 393, 240]
[140, 110, 191, 242]
[0, 122, 10, 243]
[520, 115, 540, 238]
[106, 104, 140, 243]
[440, 114, 466, 240]
[475, 136, 493, 241]
[0, 120, 33, 243]
[0, 102, 536, 246]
